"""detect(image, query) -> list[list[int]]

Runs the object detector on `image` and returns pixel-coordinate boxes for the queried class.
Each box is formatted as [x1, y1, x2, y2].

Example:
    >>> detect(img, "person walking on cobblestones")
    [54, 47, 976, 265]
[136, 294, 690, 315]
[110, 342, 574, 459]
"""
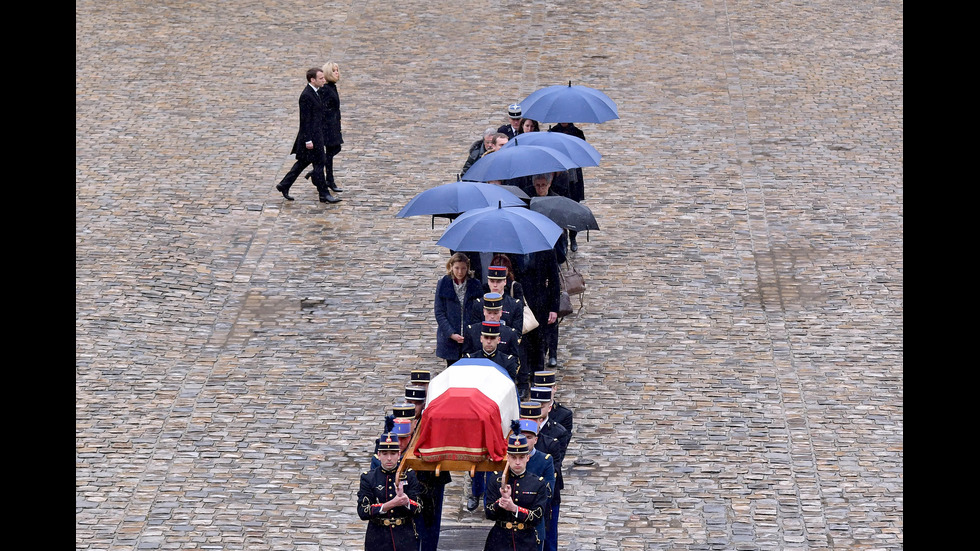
[276, 68, 340, 204]
[357, 431, 423, 551]
[528, 387, 568, 551]
[304, 61, 346, 195]
[483, 432, 550, 551]
[435, 252, 483, 366]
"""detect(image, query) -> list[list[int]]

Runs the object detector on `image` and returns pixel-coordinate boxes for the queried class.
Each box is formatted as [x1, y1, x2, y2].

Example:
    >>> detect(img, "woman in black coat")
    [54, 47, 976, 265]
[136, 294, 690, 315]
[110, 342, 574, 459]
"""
[435, 252, 484, 366]
[320, 61, 345, 192]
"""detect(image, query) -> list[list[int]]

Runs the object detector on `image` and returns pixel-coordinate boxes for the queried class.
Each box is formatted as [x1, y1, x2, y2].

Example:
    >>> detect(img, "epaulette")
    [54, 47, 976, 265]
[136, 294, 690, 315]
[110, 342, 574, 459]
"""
[538, 476, 544, 481]
[362, 470, 369, 474]
[545, 454, 552, 459]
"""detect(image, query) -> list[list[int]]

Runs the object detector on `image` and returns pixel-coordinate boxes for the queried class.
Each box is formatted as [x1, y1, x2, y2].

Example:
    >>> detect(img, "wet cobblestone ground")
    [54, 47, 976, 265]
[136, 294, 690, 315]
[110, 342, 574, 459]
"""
[77, 1, 902, 549]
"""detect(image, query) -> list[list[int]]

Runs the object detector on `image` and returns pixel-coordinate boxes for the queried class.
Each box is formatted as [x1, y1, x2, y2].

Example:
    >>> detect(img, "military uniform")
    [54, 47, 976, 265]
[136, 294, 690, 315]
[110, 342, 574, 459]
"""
[356, 465, 422, 551]
[484, 468, 550, 551]
[462, 321, 521, 362]
[522, 418, 556, 551]
[532, 372, 573, 435]
[468, 292, 524, 335]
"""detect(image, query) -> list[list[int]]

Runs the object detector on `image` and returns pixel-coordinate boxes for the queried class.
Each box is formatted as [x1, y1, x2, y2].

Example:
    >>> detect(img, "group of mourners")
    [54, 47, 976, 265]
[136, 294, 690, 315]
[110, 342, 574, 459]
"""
[357, 104, 590, 551]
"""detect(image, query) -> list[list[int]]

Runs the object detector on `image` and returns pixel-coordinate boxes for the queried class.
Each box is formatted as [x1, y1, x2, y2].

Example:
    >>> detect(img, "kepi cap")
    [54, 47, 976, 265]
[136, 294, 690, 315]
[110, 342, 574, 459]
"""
[405, 385, 427, 402]
[533, 371, 556, 387]
[392, 418, 412, 436]
[487, 266, 508, 280]
[520, 401, 542, 419]
[410, 369, 431, 384]
[378, 432, 400, 452]
[507, 433, 531, 454]
[507, 104, 522, 118]
[481, 321, 501, 337]
[393, 403, 416, 420]
[518, 418, 539, 435]
[530, 386, 553, 403]
[483, 292, 503, 310]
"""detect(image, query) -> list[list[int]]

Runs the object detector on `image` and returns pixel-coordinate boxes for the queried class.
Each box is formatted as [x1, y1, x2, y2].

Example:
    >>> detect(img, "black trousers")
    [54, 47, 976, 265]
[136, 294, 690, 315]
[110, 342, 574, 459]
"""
[324, 144, 342, 186]
[279, 152, 327, 197]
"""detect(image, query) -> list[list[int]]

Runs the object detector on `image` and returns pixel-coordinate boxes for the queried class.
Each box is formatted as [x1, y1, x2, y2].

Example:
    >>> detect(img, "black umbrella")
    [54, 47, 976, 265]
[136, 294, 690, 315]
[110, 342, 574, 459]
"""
[529, 196, 599, 232]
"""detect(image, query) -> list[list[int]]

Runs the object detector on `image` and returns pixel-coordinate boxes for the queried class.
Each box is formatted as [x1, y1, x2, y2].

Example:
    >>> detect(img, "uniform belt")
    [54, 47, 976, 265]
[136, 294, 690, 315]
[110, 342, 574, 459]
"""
[372, 517, 406, 526]
[497, 520, 528, 530]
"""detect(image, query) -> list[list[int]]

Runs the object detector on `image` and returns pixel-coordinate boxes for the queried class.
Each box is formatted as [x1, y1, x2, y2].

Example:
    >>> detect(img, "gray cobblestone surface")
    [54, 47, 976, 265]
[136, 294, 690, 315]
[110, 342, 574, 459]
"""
[77, 1, 902, 549]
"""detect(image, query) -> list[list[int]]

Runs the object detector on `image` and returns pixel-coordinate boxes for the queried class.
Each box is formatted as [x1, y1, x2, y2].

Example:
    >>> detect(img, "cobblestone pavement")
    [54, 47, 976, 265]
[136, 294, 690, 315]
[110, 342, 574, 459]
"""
[77, 1, 902, 549]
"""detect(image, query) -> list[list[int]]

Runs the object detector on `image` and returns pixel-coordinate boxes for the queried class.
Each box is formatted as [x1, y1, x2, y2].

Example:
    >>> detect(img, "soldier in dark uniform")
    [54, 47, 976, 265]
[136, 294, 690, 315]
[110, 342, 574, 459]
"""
[468, 267, 525, 334]
[483, 433, 551, 551]
[528, 387, 570, 551]
[518, 415, 555, 550]
[464, 321, 519, 383]
[410, 369, 431, 388]
[533, 371, 573, 435]
[371, 403, 417, 467]
[405, 384, 427, 422]
[462, 293, 522, 364]
[357, 431, 423, 551]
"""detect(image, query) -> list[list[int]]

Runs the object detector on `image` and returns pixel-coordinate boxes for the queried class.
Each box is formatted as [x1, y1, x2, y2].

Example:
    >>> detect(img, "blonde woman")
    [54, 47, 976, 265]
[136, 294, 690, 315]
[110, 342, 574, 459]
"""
[305, 61, 345, 194]
[434, 252, 483, 366]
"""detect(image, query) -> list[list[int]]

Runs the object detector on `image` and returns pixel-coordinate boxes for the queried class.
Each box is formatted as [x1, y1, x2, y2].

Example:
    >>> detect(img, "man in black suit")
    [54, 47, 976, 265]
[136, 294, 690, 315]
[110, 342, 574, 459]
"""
[275, 68, 340, 204]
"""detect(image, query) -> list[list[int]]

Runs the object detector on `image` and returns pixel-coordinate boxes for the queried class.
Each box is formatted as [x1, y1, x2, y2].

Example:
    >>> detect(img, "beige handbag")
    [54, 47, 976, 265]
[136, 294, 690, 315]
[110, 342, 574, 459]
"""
[512, 285, 539, 334]
[522, 302, 540, 334]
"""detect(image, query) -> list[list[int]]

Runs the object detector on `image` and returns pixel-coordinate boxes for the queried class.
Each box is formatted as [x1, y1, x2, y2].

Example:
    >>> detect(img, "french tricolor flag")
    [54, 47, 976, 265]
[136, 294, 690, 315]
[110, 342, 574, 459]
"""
[412, 358, 520, 463]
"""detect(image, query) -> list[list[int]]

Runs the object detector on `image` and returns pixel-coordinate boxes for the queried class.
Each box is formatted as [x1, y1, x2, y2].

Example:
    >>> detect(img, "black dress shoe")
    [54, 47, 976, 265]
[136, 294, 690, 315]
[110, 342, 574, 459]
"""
[548, 356, 558, 368]
[570, 241, 578, 252]
[328, 184, 344, 192]
[275, 184, 294, 201]
[319, 193, 342, 204]
[466, 496, 480, 512]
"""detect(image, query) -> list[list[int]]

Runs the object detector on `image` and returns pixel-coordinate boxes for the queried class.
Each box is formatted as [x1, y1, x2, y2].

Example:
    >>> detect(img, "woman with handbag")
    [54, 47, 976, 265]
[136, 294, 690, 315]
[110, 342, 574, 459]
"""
[434, 253, 483, 366]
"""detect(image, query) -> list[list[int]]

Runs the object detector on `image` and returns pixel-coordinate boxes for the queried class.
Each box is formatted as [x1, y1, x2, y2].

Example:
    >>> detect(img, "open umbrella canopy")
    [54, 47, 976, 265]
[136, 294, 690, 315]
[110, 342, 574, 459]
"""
[519, 82, 619, 124]
[530, 195, 600, 232]
[500, 185, 530, 200]
[461, 144, 579, 183]
[396, 181, 525, 218]
[503, 132, 601, 167]
[436, 204, 563, 254]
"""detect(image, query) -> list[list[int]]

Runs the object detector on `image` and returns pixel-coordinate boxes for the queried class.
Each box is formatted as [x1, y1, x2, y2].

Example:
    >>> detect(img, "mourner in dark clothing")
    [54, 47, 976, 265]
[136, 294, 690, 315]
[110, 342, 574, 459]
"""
[548, 122, 588, 250]
[462, 127, 497, 174]
[276, 67, 339, 203]
[435, 252, 484, 365]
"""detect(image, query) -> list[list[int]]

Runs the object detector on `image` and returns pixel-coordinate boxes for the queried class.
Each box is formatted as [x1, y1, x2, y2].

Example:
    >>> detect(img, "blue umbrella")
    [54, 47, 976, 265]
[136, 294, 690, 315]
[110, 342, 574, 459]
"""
[396, 181, 525, 219]
[436, 204, 564, 254]
[502, 132, 601, 167]
[461, 144, 579, 183]
[519, 82, 619, 124]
